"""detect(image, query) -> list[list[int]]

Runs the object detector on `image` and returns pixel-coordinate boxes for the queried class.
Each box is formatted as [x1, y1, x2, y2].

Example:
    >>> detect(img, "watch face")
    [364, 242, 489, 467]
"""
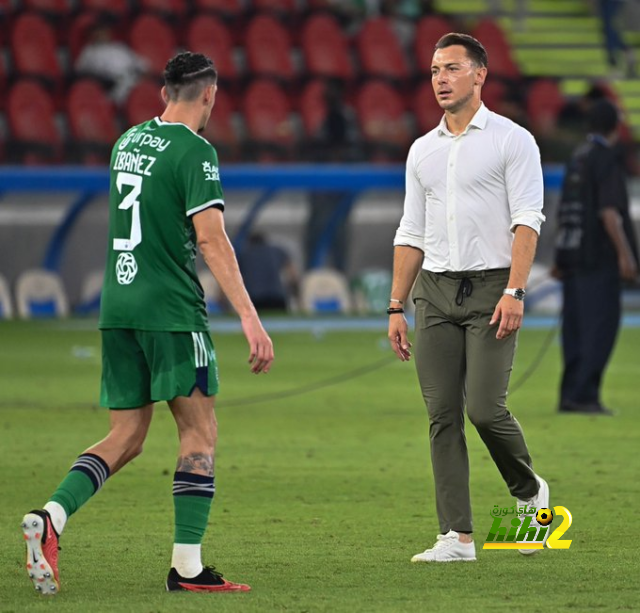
[515, 289, 526, 300]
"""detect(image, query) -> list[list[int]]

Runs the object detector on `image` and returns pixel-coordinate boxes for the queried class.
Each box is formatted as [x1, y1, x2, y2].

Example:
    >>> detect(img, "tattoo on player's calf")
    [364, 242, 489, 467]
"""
[176, 453, 214, 475]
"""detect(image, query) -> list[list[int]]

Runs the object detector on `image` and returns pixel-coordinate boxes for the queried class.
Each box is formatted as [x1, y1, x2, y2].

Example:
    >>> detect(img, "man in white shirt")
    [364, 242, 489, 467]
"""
[388, 33, 548, 562]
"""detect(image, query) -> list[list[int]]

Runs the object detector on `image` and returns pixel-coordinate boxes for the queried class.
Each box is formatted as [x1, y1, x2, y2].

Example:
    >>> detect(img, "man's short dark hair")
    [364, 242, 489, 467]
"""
[587, 99, 620, 135]
[434, 33, 488, 68]
[163, 52, 218, 102]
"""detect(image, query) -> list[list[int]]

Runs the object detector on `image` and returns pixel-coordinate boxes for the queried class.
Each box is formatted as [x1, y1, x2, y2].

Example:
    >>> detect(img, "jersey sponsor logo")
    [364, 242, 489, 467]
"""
[202, 161, 220, 181]
[115, 252, 138, 285]
[118, 128, 171, 152]
[113, 151, 156, 177]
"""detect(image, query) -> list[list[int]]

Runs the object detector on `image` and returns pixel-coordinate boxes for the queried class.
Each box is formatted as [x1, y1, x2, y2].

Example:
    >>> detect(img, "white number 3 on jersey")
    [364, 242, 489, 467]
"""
[113, 172, 143, 251]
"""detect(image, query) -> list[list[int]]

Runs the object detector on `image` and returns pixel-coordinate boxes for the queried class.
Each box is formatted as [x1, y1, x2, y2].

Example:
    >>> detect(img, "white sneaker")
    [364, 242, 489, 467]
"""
[411, 530, 476, 563]
[517, 474, 549, 555]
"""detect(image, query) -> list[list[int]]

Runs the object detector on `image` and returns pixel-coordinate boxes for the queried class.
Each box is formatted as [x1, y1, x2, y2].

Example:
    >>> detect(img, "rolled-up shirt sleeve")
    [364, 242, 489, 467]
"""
[504, 127, 546, 234]
[394, 143, 426, 250]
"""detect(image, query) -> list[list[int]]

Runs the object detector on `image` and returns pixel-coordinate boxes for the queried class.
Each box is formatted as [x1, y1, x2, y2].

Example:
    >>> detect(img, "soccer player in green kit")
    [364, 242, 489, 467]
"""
[21, 52, 274, 595]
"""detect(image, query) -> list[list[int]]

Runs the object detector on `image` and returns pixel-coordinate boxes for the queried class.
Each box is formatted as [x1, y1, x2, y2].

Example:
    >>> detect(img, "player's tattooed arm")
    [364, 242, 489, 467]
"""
[176, 453, 214, 476]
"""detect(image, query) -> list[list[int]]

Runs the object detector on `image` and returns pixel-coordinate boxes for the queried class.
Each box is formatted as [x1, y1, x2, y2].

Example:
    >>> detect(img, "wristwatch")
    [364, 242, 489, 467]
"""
[503, 288, 526, 301]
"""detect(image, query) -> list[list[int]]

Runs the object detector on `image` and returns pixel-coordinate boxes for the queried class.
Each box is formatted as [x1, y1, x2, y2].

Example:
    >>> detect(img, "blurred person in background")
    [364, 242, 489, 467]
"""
[388, 33, 548, 563]
[595, 0, 636, 76]
[75, 18, 149, 104]
[554, 99, 639, 415]
[305, 79, 359, 273]
[238, 231, 299, 312]
[21, 52, 273, 597]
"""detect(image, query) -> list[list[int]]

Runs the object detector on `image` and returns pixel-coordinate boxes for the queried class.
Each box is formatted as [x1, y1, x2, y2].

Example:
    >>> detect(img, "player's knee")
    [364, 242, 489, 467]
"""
[467, 408, 495, 430]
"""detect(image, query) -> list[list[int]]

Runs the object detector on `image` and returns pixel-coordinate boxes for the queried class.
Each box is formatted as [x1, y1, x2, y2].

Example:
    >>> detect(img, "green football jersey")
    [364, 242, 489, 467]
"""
[99, 117, 224, 332]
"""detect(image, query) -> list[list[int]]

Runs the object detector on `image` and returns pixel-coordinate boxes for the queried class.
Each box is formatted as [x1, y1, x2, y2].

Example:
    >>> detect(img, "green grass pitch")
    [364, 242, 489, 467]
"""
[1, 320, 639, 612]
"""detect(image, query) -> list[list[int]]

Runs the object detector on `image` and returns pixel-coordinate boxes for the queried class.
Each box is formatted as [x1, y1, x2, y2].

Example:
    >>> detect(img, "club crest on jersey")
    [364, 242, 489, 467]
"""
[202, 161, 219, 181]
[116, 252, 138, 285]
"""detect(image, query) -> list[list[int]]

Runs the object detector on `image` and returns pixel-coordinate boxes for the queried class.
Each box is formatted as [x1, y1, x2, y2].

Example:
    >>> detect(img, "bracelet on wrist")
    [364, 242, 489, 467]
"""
[387, 307, 405, 315]
[389, 298, 403, 304]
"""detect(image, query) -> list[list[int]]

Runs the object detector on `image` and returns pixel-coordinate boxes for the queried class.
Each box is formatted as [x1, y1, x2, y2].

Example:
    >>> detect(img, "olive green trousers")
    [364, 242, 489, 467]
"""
[413, 268, 538, 534]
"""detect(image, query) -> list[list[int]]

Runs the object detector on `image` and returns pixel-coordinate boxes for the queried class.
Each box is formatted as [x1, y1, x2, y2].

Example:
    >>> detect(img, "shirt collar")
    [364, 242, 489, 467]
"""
[437, 103, 489, 137]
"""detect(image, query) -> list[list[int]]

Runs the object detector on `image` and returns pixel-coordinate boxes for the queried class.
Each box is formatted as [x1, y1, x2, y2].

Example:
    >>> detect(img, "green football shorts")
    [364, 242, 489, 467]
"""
[100, 329, 219, 409]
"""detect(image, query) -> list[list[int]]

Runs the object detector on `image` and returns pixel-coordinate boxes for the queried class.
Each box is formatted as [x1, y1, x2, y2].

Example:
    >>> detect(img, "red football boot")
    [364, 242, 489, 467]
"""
[22, 510, 60, 596]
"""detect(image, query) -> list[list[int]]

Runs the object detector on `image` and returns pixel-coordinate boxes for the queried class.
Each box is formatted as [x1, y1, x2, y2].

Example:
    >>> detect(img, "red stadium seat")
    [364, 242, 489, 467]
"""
[23, 0, 69, 15]
[68, 12, 99, 61]
[124, 79, 165, 127]
[481, 79, 507, 112]
[301, 13, 353, 80]
[128, 14, 177, 76]
[526, 79, 565, 133]
[201, 88, 240, 159]
[413, 80, 443, 134]
[253, 0, 297, 11]
[78, 0, 129, 15]
[299, 79, 327, 138]
[356, 17, 410, 80]
[11, 13, 63, 83]
[186, 14, 238, 82]
[242, 79, 295, 157]
[245, 14, 295, 80]
[67, 79, 120, 163]
[138, 0, 188, 18]
[356, 80, 411, 155]
[193, 0, 243, 17]
[8, 80, 63, 164]
[414, 15, 454, 74]
[471, 19, 520, 79]
[0, 56, 6, 110]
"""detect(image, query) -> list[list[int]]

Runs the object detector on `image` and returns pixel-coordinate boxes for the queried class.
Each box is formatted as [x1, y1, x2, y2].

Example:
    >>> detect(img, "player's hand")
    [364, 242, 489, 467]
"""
[388, 313, 412, 361]
[241, 315, 274, 374]
[619, 254, 638, 282]
[490, 295, 524, 340]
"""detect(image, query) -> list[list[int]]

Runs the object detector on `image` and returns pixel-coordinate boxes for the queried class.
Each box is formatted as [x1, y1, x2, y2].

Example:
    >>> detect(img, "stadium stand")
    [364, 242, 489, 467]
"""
[301, 13, 354, 81]
[2, 0, 640, 163]
[7, 80, 63, 164]
[186, 14, 238, 84]
[78, 0, 130, 16]
[245, 13, 296, 81]
[128, 13, 177, 75]
[11, 13, 63, 86]
[15, 269, 69, 319]
[200, 87, 240, 160]
[356, 16, 411, 81]
[242, 79, 295, 160]
[124, 78, 165, 128]
[66, 79, 119, 164]
[356, 80, 411, 160]
[414, 15, 456, 76]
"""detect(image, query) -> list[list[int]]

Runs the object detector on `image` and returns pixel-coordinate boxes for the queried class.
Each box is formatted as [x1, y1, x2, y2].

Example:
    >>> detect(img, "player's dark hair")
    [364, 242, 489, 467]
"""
[587, 99, 620, 135]
[163, 52, 218, 102]
[434, 33, 488, 68]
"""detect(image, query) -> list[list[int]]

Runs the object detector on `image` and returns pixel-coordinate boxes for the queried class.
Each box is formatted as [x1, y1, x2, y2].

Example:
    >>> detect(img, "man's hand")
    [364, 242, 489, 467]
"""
[490, 295, 524, 340]
[241, 315, 274, 374]
[388, 313, 412, 361]
[619, 253, 638, 282]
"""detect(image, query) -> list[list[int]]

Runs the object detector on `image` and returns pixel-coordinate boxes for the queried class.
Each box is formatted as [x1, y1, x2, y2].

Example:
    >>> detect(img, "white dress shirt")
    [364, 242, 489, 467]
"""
[394, 104, 545, 272]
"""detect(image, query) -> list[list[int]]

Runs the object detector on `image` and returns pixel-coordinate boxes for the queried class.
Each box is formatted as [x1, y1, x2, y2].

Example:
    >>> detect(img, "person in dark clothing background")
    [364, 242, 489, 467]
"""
[305, 80, 358, 272]
[554, 99, 639, 415]
[237, 232, 299, 312]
